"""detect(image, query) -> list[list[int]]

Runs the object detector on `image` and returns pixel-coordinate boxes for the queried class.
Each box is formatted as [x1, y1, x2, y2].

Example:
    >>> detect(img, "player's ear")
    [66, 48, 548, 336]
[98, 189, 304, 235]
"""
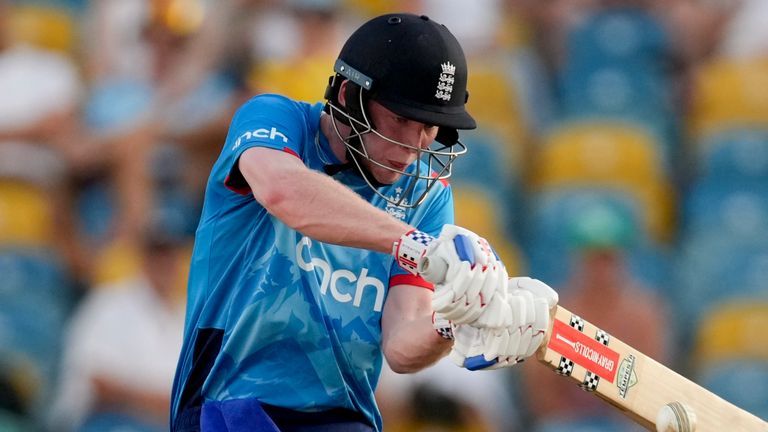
[337, 79, 349, 108]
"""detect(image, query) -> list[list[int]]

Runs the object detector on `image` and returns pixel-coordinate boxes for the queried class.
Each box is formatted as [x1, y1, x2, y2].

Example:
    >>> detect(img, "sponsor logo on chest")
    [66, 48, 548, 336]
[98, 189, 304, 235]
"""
[296, 237, 385, 312]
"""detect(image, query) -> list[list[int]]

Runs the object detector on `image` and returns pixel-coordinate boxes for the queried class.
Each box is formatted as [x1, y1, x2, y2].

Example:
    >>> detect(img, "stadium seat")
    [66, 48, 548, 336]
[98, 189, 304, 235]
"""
[0, 248, 73, 309]
[452, 185, 523, 276]
[248, 55, 335, 103]
[0, 247, 74, 421]
[562, 8, 669, 73]
[688, 58, 768, 141]
[681, 176, 768, 240]
[696, 360, 768, 422]
[530, 122, 676, 242]
[465, 60, 526, 148]
[449, 130, 519, 228]
[695, 128, 768, 181]
[674, 234, 768, 334]
[7, 4, 78, 54]
[692, 301, 768, 369]
[557, 8, 677, 154]
[0, 180, 55, 248]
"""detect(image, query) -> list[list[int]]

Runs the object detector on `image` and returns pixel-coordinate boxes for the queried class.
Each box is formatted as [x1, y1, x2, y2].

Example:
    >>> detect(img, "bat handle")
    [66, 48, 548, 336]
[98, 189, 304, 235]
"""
[418, 256, 448, 284]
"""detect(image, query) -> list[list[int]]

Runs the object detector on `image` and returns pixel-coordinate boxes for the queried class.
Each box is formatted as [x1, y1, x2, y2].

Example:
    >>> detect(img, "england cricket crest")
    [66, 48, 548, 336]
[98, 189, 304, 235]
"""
[385, 187, 407, 220]
[435, 62, 455, 101]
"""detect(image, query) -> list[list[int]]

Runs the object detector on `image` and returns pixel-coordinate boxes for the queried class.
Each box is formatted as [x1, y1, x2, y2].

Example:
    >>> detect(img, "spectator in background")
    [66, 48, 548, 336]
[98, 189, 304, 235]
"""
[521, 202, 670, 430]
[47, 213, 189, 431]
[0, 0, 90, 278]
[247, 0, 348, 103]
[77, 0, 246, 285]
[659, 0, 768, 64]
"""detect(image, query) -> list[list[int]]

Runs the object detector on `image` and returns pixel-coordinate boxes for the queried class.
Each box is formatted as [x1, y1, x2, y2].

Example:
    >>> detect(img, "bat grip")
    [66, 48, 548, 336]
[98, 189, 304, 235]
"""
[418, 256, 448, 284]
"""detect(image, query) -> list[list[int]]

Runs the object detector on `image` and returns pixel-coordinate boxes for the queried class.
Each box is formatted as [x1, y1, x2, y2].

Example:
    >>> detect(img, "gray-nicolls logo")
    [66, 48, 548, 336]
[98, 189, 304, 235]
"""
[435, 61, 456, 101]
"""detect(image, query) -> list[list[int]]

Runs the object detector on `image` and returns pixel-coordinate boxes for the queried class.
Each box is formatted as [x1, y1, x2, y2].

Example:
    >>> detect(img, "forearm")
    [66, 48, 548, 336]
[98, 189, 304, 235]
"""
[382, 314, 451, 373]
[240, 148, 411, 254]
[381, 285, 452, 373]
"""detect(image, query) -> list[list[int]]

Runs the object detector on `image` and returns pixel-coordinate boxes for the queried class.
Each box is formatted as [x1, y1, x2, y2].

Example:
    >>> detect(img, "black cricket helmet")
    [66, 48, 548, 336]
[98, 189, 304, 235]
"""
[324, 13, 475, 208]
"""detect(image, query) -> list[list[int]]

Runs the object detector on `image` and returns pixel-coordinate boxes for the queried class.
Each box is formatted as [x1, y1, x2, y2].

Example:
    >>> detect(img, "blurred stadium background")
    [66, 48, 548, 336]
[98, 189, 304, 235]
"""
[0, 0, 767, 431]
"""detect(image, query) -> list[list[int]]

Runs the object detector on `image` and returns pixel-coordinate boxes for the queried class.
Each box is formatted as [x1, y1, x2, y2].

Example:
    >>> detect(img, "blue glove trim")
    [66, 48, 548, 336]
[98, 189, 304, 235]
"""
[464, 354, 498, 371]
[453, 234, 476, 264]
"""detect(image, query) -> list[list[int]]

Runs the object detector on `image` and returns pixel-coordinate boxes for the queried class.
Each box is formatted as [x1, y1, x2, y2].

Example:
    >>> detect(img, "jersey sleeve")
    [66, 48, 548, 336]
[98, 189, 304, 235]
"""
[388, 183, 455, 289]
[218, 94, 306, 194]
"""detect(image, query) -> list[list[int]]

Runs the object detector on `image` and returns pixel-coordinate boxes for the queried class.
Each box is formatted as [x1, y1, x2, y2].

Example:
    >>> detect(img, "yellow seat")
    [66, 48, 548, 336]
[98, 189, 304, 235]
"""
[689, 58, 768, 142]
[530, 122, 676, 242]
[0, 180, 54, 247]
[693, 301, 768, 369]
[248, 54, 336, 103]
[7, 5, 77, 54]
[453, 185, 524, 276]
[341, 0, 393, 18]
[466, 61, 526, 147]
[92, 239, 143, 287]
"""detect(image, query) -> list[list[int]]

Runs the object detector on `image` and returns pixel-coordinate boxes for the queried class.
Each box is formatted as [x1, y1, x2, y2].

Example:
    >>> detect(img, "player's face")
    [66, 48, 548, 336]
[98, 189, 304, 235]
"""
[360, 101, 439, 184]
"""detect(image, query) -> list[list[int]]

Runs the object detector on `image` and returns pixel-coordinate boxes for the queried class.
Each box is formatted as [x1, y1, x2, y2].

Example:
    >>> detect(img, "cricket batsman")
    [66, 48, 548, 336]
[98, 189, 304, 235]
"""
[170, 12, 558, 432]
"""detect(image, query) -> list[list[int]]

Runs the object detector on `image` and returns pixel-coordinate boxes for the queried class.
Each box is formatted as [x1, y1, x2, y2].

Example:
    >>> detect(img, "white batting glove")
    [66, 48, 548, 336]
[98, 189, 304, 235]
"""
[393, 225, 509, 326]
[504, 277, 559, 357]
[450, 277, 559, 370]
[449, 325, 520, 371]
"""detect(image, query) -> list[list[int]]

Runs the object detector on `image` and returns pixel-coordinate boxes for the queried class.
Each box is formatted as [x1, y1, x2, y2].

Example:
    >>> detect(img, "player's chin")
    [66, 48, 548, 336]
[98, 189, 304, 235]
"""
[373, 170, 401, 185]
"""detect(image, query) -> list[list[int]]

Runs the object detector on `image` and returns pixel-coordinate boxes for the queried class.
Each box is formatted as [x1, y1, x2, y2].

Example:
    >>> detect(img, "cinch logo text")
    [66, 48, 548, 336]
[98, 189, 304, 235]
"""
[296, 237, 385, 312]
[232, 127, 289, 149]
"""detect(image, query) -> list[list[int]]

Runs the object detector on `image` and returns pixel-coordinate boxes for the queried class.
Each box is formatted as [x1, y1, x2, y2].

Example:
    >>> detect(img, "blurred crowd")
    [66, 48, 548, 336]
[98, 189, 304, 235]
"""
[0, 0, 767, 431]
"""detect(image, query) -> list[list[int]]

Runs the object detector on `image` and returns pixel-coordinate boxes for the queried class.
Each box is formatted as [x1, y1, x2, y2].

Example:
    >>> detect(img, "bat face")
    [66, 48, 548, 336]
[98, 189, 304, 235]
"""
[536, 306, 768, 432]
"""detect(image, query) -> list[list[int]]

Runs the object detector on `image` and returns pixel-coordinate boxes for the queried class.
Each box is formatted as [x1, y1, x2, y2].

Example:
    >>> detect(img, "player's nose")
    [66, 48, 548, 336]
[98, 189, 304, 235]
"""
[401, 123, 437, 151]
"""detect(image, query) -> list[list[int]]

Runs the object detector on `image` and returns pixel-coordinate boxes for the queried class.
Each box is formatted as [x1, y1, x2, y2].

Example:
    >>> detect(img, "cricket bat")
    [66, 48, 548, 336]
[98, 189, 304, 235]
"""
[419, 256, 768, 431]
[537, 305, 767, 432]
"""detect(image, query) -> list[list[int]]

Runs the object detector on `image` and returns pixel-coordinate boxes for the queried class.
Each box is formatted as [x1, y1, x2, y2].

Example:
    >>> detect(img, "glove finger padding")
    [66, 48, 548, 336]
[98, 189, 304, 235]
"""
[481, 327, 511, 361]
[517, 325, 535, 358]
[434, 265, 485, 324]
[511, 277, 559, 309]
[431, 261, 472, 311]
[434, 266, 510, 326]
[524, 297, 552, 358]
[507, 288, 535, 328]
[476, 261, 507, 310]
[473, 294, 513, 328]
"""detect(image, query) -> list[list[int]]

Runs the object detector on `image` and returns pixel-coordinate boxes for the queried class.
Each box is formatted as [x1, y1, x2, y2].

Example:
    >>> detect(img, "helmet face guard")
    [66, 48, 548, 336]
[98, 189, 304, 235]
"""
[324, 13, 476, 209]
[326, 78, 467, 208]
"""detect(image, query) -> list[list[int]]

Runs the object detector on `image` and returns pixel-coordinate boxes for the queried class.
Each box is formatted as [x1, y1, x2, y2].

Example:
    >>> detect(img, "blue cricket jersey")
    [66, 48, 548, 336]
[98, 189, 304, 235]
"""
[170, 94, 454, 431]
